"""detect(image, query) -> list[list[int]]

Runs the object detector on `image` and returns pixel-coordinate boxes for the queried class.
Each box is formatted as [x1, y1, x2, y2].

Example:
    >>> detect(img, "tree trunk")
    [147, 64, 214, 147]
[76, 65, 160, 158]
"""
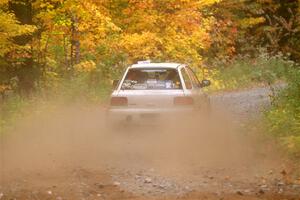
[71, 14, 80, 67]
[9, 0, 36, 97]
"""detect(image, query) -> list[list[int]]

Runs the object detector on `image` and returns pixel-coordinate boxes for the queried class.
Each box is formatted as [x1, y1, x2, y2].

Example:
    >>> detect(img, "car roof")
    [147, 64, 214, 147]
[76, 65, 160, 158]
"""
[130, 62, 183, 69]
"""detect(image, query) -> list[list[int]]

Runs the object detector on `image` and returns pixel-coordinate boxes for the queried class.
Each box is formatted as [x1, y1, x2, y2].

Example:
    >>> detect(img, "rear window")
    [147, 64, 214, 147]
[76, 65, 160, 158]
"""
[121, 68, 182, 90]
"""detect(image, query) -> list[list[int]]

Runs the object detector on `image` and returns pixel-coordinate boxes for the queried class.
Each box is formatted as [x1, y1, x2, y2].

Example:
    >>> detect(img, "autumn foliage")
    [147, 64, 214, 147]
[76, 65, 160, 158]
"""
[1, 0, 300, 97]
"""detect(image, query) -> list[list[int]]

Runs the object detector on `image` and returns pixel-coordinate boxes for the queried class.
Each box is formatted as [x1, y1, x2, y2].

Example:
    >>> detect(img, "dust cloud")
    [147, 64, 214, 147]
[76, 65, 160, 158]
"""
[1, 104, 284, 187]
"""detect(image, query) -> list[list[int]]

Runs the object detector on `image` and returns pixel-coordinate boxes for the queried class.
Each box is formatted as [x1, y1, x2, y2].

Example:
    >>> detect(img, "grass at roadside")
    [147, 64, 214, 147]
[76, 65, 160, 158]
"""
[206, 51, 290, 92]
[0, 79, 112, 135]
[201, 52, 300, 157]
[264, 68, 300, 157]
[0, 95, 28, 135]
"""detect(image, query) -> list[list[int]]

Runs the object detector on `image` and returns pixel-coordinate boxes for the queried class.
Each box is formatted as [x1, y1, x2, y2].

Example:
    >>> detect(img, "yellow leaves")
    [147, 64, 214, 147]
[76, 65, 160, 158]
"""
[163, 32, 199, 63]
[0, 9, 36, 56]
[33, 0, 120, 63]
[0, 0, 7, 5]
[119, 32, 162, 61]
[111, 0, 217, 67]
[37, 1, 118, 40]
[74, 60, 96, 73]
[160, 25, 210, 66]
[197, 0, 220, 7]
[77, 1, 120, 35]
[31, 0, 218, 71]
[239, 17, 266, 29]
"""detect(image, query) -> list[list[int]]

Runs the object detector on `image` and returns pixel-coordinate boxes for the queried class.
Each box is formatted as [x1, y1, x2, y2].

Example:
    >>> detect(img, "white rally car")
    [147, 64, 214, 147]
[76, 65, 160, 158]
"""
[107, 61, 211, 124]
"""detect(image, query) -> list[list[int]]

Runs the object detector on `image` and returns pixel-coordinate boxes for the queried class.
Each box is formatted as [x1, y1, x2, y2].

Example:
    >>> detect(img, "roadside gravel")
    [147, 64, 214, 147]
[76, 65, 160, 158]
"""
[108, 85, 299, 197]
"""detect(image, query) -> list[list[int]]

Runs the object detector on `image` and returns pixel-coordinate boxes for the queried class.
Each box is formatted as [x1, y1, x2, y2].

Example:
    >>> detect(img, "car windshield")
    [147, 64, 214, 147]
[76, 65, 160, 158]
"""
[121, 68, 182, 90]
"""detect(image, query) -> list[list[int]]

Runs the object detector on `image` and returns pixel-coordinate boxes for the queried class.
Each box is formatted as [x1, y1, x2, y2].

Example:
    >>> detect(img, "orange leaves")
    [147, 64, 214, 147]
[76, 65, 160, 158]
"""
[0, 84, 11, 93]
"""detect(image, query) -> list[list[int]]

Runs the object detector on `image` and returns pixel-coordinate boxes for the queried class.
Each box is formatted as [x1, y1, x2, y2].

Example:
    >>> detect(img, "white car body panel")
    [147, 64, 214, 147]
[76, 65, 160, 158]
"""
[118, 90, 185, 108]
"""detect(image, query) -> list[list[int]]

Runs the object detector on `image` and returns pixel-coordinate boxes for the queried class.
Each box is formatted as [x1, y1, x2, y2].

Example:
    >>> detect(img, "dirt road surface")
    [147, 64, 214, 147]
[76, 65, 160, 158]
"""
[1, 86, 300, 200]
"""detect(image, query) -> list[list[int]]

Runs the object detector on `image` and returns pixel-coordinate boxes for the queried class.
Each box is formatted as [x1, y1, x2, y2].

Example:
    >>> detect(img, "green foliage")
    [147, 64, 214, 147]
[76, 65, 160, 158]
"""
[0, 0, 36, 94]
[0, 95, 28, 134]
[265, 67, 300, 156]
[206, 51, 300, 156]
[48, 74, 112, 104]
[207, 0, 300, 62]
[35, 58, 115, 103]
[0, 8, 36, 56]
[0, 75, 112, 135]
[207, 50, 290, 91]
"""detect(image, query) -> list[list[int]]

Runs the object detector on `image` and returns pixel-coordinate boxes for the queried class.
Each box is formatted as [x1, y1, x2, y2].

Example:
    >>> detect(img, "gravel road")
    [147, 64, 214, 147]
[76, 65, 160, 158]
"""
[211, 85, 285, 119]
[107, 85, 298, 197]
[1, 85, 300, 200]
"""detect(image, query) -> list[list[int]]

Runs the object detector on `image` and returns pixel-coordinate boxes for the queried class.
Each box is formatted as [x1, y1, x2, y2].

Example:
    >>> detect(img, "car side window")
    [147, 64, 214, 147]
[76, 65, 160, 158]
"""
[186, 67, 200, 88]
[180, 68, 192, 89]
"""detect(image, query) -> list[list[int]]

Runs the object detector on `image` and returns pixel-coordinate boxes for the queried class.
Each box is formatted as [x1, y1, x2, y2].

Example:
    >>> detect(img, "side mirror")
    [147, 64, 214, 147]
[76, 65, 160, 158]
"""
[112, 80, 119, 88]
[200, 79, 211, 87]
